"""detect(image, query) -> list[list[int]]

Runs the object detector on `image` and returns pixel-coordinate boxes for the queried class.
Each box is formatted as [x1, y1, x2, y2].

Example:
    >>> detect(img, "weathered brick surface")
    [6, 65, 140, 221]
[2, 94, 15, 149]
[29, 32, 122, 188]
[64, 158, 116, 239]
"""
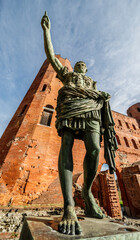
[0, 56, 140, 218]
[122, 164, 140, 217]
[97, 171, 122, 218]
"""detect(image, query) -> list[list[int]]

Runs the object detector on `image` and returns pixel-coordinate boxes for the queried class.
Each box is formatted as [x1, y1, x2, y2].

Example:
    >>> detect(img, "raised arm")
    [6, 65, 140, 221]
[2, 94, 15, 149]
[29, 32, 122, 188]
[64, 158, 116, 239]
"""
[41, 12, 64, 74]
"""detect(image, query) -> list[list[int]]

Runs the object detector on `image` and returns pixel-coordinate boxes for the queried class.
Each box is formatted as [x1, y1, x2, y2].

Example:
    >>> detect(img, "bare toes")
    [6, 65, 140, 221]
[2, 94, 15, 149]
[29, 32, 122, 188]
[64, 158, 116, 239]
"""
[62, 220, 66, 234]
[58, 221, 62, 233]
[66, 220, 71, 234]
[71, 220, 75, 235]
[58, 220, 82, 235]
[75, 221, 82, 235]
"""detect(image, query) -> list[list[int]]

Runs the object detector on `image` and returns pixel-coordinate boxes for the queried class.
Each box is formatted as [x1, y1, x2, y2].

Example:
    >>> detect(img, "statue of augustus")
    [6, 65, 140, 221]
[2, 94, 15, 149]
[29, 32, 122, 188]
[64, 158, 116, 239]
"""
[41, 12, 117, 235]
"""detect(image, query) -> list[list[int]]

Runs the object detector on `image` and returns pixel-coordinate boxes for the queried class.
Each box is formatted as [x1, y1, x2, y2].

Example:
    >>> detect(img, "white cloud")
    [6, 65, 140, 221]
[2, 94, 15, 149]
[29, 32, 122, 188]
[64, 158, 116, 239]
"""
[88, 58, 95, 68]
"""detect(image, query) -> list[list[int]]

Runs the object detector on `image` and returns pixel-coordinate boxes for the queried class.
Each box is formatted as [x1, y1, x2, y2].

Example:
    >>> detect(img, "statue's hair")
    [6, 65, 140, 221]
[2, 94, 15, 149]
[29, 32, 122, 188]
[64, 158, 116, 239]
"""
[75, 61, 86, 65]
[74, 61, 87, 72]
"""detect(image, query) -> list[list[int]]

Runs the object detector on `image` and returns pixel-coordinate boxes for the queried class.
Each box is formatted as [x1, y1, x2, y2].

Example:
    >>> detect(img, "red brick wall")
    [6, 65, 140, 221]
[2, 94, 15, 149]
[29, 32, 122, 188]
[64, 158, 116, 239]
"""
[97, 171, 122, 218]
[122, 164, 140, 217]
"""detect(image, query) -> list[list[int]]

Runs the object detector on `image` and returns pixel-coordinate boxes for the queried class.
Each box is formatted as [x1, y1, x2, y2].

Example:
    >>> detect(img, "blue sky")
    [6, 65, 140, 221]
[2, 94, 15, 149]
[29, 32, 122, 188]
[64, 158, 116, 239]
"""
[0, 0, 140, 137]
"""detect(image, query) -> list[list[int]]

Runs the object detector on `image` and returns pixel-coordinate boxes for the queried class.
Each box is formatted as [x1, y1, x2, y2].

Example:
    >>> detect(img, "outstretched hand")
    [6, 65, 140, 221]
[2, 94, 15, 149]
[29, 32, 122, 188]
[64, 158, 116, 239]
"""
[41, 11, 51, 30]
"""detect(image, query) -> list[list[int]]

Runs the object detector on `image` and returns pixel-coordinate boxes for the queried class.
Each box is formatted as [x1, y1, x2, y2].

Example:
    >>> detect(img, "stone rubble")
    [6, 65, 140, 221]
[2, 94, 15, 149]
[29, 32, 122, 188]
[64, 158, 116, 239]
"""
[0, 207, 64, 234]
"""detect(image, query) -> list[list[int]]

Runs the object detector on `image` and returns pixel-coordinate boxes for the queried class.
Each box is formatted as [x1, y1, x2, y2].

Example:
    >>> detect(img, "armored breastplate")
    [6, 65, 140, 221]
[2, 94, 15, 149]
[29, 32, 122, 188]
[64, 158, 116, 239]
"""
[64, 72, 96, 90]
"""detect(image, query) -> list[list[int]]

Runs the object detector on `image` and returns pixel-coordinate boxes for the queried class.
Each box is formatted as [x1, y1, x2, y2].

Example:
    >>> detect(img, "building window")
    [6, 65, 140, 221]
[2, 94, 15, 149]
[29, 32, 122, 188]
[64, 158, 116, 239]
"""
[116, 135, 121, 145]
[41, 84, 47, 91]
[132, 124, 136, 130]
[124, 137, 130, 147]
[118, 120, 122, 127]
[19, 104, 28, 116]
[40, 105, 54, 127]
[125, 122, 130, 129]
[131, 139, 138, 149]
[137, 107, 140, 112]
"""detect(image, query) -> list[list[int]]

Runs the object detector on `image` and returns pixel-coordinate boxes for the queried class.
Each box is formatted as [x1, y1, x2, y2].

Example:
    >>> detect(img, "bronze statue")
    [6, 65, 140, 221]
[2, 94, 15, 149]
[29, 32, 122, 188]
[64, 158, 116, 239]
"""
[41, 12, 117, 235]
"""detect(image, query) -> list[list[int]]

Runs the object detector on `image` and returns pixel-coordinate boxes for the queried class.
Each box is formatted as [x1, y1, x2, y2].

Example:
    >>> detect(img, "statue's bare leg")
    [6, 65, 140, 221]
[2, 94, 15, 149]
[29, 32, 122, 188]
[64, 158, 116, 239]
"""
[58, 129, 82, 235]
[82, 131, 105, 218]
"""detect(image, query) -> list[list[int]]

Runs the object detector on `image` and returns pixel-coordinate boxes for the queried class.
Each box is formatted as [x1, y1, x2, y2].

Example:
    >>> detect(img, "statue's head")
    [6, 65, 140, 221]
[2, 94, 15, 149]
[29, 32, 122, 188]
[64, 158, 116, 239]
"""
[74, 61, 87, 74]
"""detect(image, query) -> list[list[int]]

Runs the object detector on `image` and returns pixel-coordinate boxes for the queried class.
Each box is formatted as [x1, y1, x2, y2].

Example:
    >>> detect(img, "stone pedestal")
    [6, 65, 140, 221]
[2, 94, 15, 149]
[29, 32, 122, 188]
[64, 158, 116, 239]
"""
[19, 215, 140, 240]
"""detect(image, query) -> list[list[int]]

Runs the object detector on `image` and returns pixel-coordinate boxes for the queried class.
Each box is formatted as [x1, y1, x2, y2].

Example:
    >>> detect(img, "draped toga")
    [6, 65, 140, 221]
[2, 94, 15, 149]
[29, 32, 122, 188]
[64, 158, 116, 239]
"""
[55, 67, 118, 173]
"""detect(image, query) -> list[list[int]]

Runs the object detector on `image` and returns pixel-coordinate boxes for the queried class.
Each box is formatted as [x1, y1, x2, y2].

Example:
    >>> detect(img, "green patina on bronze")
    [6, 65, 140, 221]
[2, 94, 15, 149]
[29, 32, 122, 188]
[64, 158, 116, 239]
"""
[41, 11, 117, 235]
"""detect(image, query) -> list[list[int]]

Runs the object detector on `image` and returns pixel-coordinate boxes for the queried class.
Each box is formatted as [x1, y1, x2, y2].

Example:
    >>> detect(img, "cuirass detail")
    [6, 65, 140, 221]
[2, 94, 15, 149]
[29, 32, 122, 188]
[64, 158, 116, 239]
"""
[64, 72, 95, 89]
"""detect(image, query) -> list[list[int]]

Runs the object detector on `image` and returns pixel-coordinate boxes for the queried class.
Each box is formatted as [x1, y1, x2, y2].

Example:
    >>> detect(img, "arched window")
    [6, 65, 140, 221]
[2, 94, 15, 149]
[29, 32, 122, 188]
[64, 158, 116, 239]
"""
[131, 139, 138, 149]
[124, 137, 130, 147]
[137, 107, 140, 112]
[132, 124, 136, 130]
[41, 84, 47, 91]
[125, 122, 130, 129]
[40, 105, 54, 127]
[116, 135, 121, 145]
[100, 163, 109, 172]
[19, 104, 28, 116]
[118, 120, 122, 127]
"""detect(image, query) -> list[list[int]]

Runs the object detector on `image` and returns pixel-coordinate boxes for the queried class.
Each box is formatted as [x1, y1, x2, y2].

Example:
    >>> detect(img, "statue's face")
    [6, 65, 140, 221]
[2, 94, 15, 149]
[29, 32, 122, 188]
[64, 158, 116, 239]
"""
[74, 61, 87, 74]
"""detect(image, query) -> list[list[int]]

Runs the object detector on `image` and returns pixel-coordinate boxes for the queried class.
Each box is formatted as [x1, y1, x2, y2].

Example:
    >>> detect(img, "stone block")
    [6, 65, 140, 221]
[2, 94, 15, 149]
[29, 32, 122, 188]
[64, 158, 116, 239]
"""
[19, 216, 140, 240]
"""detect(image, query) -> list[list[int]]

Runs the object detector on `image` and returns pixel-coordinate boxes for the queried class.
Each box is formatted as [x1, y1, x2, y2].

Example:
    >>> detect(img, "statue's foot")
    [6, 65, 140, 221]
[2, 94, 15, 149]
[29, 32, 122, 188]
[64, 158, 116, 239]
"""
[82, 189, 105, 219]
[58, 205, 82, 235]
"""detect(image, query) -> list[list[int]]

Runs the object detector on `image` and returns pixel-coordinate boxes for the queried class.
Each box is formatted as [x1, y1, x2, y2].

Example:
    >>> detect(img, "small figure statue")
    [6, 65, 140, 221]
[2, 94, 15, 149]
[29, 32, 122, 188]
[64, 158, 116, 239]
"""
[41, 12, 117, 235]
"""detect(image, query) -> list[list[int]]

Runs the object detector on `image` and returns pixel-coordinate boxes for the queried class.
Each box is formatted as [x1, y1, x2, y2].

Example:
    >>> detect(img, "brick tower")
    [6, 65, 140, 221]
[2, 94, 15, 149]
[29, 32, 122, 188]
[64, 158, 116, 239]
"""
[127, 102, 140, 126]
[0, 56, 75, 205]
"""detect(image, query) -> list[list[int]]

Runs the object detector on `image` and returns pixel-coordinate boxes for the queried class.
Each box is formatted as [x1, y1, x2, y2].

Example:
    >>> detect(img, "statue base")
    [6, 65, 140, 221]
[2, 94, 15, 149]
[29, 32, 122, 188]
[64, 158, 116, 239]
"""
[19, 215, 140, 240]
